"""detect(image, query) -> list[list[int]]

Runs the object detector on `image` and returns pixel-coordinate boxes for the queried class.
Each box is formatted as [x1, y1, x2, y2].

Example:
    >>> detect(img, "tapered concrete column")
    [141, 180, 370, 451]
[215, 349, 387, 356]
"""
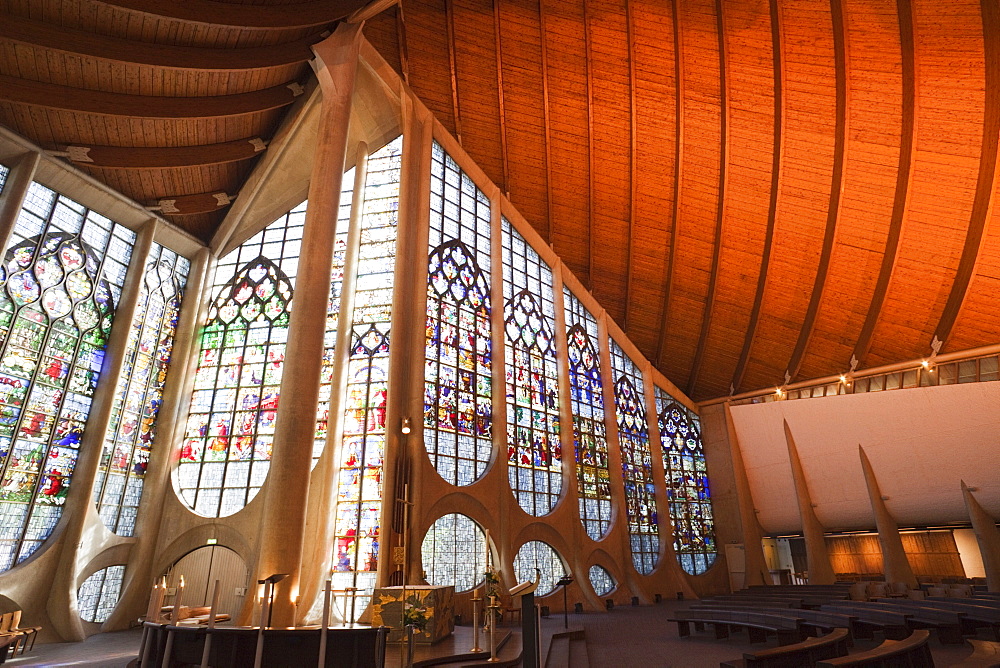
[0, 151, 40, 252]
[783, 421, 835, 584]
[724, 403, 770, 587]
[46, 220, 156, 641]
[858, 446, 916, 588]
[256, 22, 364, 628]
[962, 481, 1000, 592]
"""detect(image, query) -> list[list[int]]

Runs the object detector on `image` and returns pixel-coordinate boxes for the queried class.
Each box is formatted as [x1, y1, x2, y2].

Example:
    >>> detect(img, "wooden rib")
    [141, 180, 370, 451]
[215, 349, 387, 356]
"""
[730, 0, 783, 393]
[584, 0, 596, 291]
[0, 14, 319, 71]
[51, 138, 266, 169]
[90, 0, 366, 29]
[686, 0, 729, 397]
[851, 0, 915, 366]
[932, 0, 1000, 348]
[152, 192, 234, 216]
[0, 75, 301, 119]
[784, 0, 850, 381]
[396, 3, 410, 84]
[655, 0, 684, 369]
[539, 0, 553, 243]
[493, 0, 509, 196]
[445, 0, 463, 143]
[623, 0, 637, 333]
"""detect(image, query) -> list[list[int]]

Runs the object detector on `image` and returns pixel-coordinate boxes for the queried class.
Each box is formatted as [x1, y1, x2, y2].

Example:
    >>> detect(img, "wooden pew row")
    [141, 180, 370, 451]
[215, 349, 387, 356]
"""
[954, 639, 1000, 668]
[690, 604, 857, 642]
[815, 629, 933, 668]
[719, 628, 851, 668]
[668, 610, 805, 645]
[817, 604, 912, 641]
[877, 598, 1000, 641]
[823, 601, 965, 644]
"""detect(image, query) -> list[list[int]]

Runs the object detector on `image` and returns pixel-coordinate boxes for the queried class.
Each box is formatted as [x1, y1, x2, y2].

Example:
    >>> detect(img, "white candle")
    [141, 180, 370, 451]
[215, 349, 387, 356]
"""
[152, 582, 166, 623]
[172, 576, 185, 624]
[145, 583, 157, 621]
[318, 579, 331, 668]
[484, 529, 490, 571]
[254, 581, 270, 668]
[206, 579, 221, 629]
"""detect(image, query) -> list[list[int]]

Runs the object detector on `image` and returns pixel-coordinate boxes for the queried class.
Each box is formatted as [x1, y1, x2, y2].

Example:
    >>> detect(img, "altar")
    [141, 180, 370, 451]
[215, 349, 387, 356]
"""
[370, 585, 455, 643]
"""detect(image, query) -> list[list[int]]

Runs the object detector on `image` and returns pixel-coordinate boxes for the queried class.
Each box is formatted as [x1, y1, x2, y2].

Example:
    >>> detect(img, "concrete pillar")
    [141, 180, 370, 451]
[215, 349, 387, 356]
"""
[255, 22, 364, 628]
[858, 446, 917, 588]
[783, 420, 835, 584]
[46, 220, 156, 641]
[0, 151, 40, 252]
[724, 403, 770, 587]
[962, 480, 1000, 592]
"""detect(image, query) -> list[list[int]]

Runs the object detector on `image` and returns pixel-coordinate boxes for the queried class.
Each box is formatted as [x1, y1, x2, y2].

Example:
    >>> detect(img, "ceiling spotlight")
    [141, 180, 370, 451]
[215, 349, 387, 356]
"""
[774, 387, 784, 397]
[401, 417, 412, 434]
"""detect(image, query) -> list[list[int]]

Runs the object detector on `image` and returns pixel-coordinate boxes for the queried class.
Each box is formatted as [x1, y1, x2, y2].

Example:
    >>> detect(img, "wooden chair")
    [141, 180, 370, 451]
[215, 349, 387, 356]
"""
[8, 610, 40, 654]
[0, 614, 22, 658]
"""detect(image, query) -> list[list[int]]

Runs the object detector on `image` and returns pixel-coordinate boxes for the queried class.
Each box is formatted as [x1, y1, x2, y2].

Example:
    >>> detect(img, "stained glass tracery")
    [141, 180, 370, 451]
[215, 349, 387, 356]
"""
[656, 389, 717, 575]
[420, 513, 486, 593]
[502, 218, 561, 516]
[94, 245, 189, 536]
[513, 540, 567, 597]
[563, 290, 611, 540]
[0, 182, 134, 571]
[331, 137, 401, 620]
[609, 339, 659, 575]
[424, 143, 493, 487]
[178, 204, 304, 518]
[77, 564, 125, 623]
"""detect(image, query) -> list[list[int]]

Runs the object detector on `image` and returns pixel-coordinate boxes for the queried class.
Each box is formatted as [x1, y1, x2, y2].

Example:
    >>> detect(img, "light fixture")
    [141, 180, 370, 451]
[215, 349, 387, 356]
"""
[206, 538, 218, 545]
[774, 387, 784, 398]
[401, 417, 411, 434]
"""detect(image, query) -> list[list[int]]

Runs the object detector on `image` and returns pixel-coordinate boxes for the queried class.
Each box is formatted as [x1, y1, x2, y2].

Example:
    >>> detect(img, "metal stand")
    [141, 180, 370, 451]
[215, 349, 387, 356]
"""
[470, 596, 483, 652]
[557, 576, 573, 629]
[487, 596, 500, 662]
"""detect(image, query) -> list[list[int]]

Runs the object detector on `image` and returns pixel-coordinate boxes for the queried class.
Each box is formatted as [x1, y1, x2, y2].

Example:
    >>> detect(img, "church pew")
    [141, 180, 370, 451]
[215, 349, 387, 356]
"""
[668, 610, 805, 645]
[814, 629, 933, 668]
[877, 598, 1000, 640]
[953, 639, 1000, 668]
[719, 628, 850, 668]
[690, 604, 857, 642]
[818, 604, 912, 640]
[825, 600, 966, 644]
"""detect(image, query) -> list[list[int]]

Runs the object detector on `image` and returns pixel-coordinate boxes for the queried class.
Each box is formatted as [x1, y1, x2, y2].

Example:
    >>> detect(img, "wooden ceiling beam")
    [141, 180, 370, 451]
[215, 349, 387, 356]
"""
[730, 0, 783, 395]
[0, 75, 303, 119]
[851, 0, 915, 368]
[931, 0, 1000, 350]
[0, 13, 320, 71]
[90, 0, 367, 30]
[687, 0, 729, 398]
[445, 0, 463, 143]
[784, 0, 849, 382]
[493, 0, 509, 197]
[539, 0, 553, 242]
[584, 0, 596, 291]
[622, 0, 637, 334]
[48, 138, 267, 169]
[655, 0, 684, 369]
[148, 192, 235, 216]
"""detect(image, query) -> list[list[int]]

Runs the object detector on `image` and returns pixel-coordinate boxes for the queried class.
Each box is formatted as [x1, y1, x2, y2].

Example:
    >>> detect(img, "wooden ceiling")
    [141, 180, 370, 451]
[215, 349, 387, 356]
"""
[2, 0, 1000, 401]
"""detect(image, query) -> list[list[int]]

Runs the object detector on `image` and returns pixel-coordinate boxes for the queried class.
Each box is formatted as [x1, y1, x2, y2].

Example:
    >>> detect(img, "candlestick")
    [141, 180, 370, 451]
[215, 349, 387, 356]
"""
[484, 529, 490, 571]
[152, 581, 166, 623]
[318, 579, 331, 668]
[172, 576, 185, 624]
[145, 583, 158, 622]
[199, 579, 221, 668]
[253, 581, 270, 668]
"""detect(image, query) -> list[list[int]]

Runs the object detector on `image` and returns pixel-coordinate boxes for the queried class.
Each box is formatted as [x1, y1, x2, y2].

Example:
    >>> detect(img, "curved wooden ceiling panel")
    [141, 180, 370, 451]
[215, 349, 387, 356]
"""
[2, 0, 998, 399]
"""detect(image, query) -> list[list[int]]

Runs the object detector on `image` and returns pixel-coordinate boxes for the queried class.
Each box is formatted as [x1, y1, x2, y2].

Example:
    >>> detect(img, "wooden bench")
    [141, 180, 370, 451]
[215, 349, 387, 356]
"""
[720, 628, 850, 668]
[669, 610, 804, 645]
[879, 598, 1000, 641]
[692, 605, 858, 643]
[0, 634, 18, 664]
[696, 599, 800, 609]
[830, 600, 966, 644]
[819, 603, 911, 640]
[815, 629, 933, 668]
[954, 639, 1000, 668]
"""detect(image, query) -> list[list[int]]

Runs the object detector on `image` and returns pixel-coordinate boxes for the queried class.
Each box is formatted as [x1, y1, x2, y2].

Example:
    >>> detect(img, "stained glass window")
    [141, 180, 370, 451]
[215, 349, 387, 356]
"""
[332, 137, 401, 620]
[424, 142, 493, 487]
[314, 169, 355, 462]
[0, 164, 8, 193]
[588, 564, 616, 596]
[420, 513, 487, 593]
[0, 182, 135, 572]
[656, 388, 717, 575]
[502, 218, 561, 516]
[94, 245, 189, 536]
[77, 564, 125, 623]
[563, 289, 611, 540]
[608, 339, 659, 575]
[513, 540, 566, 597]
[178, 204, 304, 518]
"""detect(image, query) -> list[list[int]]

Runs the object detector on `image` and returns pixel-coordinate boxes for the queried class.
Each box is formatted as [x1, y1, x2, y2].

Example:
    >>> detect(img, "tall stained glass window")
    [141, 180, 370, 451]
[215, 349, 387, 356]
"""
[332, 137, 401, 619]
[424, 142, 493, 487]
[513, 540, 566, 596]
[420, 513, 486, 592]
[588, 564, 616, 596]
[314, 169, 354, 462]
[502, 218, 561, 516]
[656, 388, 717, 575]
[178, 204, 304, 518]
[609, 339, 659, 574]
[0, 182, 135, 571]
[77, 564, 125, 623]
[94, 245, 189, 536]
[563, 289, 611, 540]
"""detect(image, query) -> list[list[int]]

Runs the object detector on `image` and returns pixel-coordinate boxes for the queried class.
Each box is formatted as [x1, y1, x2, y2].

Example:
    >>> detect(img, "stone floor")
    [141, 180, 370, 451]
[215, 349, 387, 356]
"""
[7, 601, 995, 667]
